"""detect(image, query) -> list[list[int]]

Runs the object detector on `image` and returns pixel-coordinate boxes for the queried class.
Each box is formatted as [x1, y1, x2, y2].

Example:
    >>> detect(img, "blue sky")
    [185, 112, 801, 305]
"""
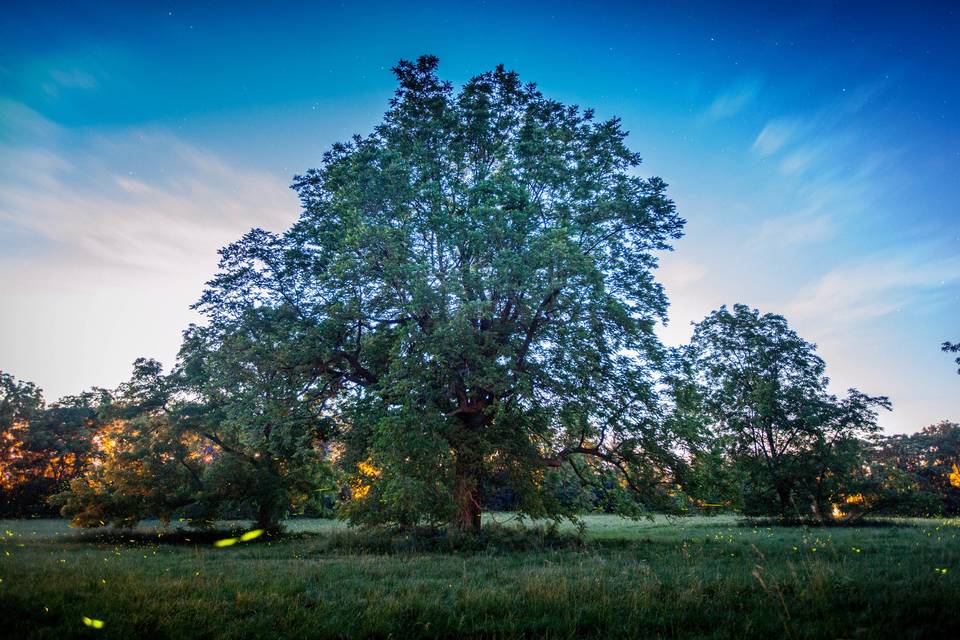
[0, 1, 957, 432]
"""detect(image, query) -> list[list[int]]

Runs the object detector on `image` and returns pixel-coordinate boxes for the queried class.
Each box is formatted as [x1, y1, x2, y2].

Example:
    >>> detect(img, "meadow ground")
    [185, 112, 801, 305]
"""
[2, 514, 959, 639]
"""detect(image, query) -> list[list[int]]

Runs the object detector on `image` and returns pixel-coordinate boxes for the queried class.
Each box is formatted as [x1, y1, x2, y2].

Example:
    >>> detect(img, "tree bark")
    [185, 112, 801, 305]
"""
[254, 466, 282, 533]
[256, 496, 280, 533]
[452, 447, 482, 534]
[776, 483, 792, 516]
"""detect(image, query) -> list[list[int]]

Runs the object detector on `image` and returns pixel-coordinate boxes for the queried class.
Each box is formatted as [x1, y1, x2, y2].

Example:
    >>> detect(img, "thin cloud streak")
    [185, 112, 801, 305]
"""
[784, 250, 960, 336]
[704, 77, 762, 120]
[752, 118, 802, 156]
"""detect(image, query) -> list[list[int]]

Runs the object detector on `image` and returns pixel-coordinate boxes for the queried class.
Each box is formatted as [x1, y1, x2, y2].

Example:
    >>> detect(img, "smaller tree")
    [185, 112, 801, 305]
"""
[1, 371, 44, 491]
[858, 421, 960, 517]
[176, 308, 339, 529]
[682, 304, 889, 519]
[836, 436, 938, 519]
[59, 310, 338, 531]
[1, 372, 106, 516]
[56, 359, 214, 527]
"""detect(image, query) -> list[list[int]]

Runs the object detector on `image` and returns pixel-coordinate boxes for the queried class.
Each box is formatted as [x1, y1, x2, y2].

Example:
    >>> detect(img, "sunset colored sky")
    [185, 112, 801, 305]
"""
[1, 1, 957, 432]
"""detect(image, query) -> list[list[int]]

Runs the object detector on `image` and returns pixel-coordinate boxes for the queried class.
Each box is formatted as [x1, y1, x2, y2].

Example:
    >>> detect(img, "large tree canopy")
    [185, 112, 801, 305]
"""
[197, 56, 686, 531]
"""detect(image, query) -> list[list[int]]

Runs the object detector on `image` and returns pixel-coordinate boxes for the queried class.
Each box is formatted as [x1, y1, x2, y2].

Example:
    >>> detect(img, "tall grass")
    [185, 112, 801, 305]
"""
[2, 515, 958, 638]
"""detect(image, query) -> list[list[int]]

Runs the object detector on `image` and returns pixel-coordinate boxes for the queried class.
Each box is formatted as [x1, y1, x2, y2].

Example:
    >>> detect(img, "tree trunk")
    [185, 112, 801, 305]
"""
[776, 483, 792, 517]
[256, 498, 277, 532]
[250, 458, 285, 533]
[452, 448, 482, 534]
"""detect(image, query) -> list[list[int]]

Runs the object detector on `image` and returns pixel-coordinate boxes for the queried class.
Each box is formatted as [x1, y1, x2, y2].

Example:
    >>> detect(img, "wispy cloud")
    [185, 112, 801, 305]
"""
[778, 144, 822, 175]
[0, 101, 296, 279]
[0, 100, 299, 398]
[754, 212, 835, 246]
[744, 75, 900, 251]
[784, 249, 960, 335]
[660, 258, 707, 289]
[751, 72, 896, 160]
[746, 144, 890, 250]
[42, 68, 99, 95]
[705, 77, 762, 120]
[752, 118, 802, 156]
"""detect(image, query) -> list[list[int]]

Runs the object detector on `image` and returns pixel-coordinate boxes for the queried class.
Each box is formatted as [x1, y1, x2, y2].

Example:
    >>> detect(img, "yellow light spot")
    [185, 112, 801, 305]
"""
[949, 464, 960, 489]
[213, 538, 238, 548]
[351, 459, 381, 499]
[82, 616, 105, 629]
[351, 483, 371, 499]
[239, 529, 264, 542]
[357, 460, 381, 478]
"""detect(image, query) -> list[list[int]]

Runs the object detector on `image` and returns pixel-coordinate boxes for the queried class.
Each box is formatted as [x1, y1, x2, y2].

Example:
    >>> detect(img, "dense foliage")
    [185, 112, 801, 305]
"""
[194, 55, 687, 531]
[679, 305, 890, 518]
[56, 351, 334, 531]
[1, 372, 105, 516]
[859, 420, 960, 517]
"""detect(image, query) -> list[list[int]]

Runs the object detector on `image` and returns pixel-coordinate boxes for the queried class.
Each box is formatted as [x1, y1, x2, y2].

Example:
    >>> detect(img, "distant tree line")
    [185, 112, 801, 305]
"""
[2, 57, 957, 530]
[3, 310, 957, 526]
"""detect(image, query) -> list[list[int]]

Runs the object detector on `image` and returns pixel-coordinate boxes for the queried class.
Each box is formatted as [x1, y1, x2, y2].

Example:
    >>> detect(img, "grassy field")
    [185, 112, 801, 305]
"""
[2, 514, 959, 639]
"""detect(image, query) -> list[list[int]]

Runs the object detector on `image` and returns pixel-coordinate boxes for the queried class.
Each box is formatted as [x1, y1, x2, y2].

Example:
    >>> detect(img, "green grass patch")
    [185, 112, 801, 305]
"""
[2, 515, 959, 638]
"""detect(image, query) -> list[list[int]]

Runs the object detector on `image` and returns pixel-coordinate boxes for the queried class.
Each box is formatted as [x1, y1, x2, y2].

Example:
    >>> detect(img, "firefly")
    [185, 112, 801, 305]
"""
[239, 529, 264, 542]
[82, 616, 105, 629]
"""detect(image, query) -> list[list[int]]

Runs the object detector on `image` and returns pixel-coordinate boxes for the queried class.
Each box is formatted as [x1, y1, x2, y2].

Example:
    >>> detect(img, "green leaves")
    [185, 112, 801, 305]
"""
[1, 372, 106, 517]
[943, 341, 960, 375]
[194, 56, 685, 528]
[682, 304, 890, 518]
